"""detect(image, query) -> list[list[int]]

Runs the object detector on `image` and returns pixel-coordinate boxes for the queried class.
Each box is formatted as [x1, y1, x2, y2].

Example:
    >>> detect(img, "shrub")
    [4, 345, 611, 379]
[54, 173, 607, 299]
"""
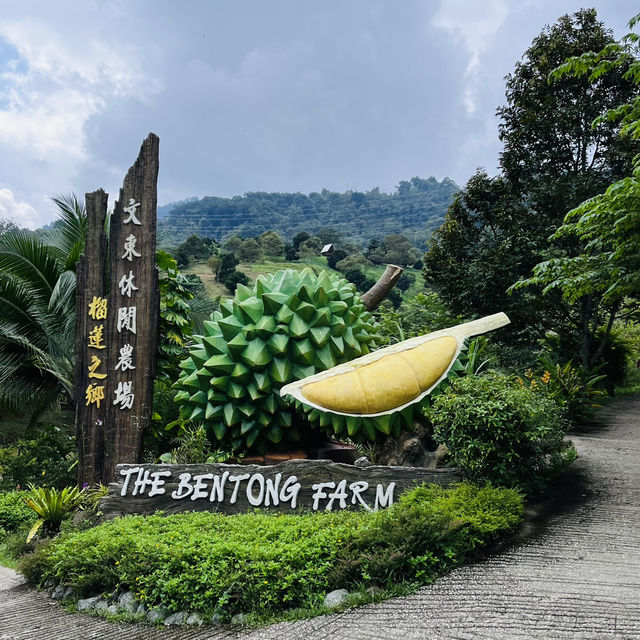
[331, 483, 523, 587]
[20, 483, 522, 623]
[24, 485, 83, 541]
[0, 491, 37, 536]
[0, 425, 76, 490]
[526, 358, 607, 423]
[430, 375, 576, 493]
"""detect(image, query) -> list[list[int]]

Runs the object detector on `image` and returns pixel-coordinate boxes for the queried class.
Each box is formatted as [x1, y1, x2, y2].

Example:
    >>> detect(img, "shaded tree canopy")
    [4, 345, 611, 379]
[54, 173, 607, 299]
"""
[424, 9, 640, 365]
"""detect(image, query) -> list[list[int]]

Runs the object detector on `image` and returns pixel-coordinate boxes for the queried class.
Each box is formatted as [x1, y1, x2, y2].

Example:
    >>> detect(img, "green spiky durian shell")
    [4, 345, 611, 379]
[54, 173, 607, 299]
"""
[294, 356, 466, 444]
[173, 268, 377, 453]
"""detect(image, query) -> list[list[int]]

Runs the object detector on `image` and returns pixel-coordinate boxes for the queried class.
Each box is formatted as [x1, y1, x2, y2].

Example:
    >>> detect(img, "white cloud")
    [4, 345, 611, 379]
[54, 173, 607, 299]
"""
[432, 0, 511, 114]
[0, 188, 40, 229]
[0, 16, 162, 188]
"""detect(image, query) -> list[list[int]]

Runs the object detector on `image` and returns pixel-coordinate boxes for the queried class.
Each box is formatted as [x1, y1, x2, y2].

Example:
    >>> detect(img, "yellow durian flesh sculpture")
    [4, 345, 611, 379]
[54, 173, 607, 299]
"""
[281, 313, 510, 419]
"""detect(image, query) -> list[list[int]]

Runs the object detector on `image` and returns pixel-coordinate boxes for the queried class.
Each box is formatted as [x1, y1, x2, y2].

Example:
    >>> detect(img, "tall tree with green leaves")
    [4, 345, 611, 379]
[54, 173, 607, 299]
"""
[424, 9, 639, 365]
[513, 13, 640, 369]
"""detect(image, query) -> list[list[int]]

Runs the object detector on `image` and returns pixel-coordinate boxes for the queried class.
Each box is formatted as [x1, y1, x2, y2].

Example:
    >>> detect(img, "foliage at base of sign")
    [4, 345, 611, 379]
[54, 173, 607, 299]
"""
[20, 482, 523, 624]
[173, 268, 377, 453]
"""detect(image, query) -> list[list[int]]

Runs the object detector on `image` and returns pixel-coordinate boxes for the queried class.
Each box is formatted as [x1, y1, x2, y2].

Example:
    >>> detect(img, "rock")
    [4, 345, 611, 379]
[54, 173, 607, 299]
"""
[51, 585, 66, 600]
[118, 591, 138, 613]
[62, 586, 76, 600]
[135, 603, 146, 616]
[77, 596, 101, 612]
[323, 589, 349, 608]
[377, 427, 448, 469]
[107, 604, 119, 615]
[186, 613, 204, 626]
[231, 613, 248, 625]
[164, 611, 188, 626]
[43, 577, 57, 590]
[147, 607, 168, 624]
[366, 586, 381, 596]
[354, 456, 372, 467]
[95, 599, 109, 613]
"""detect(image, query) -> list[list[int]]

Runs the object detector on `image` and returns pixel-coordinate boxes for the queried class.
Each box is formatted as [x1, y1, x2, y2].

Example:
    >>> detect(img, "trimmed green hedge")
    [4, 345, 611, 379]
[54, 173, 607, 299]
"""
[20, 483, 522, 622]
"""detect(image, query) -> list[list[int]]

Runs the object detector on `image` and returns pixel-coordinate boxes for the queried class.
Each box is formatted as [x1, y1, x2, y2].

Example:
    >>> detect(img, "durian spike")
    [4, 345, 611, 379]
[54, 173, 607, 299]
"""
[280, 312, 510, 417]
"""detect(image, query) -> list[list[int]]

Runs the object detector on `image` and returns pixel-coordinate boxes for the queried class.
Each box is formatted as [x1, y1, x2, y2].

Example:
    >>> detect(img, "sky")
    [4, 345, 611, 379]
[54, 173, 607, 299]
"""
[0, 0, 634, 229]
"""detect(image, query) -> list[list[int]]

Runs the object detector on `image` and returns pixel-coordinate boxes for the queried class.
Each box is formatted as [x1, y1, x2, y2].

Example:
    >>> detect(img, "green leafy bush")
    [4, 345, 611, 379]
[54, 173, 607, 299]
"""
[331, 483, 523, 587]
[0, 425, 76, 490]
[0, 491, 37, 537]
[525, 358, 607, 422]
[430, 375, 576, 493]
[20, 483, 522, 623]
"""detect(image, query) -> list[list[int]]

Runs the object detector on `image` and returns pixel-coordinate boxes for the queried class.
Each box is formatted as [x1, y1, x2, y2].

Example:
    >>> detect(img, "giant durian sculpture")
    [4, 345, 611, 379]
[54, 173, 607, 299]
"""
[281, 313, 510, 443]
[173, 268, 377, 453]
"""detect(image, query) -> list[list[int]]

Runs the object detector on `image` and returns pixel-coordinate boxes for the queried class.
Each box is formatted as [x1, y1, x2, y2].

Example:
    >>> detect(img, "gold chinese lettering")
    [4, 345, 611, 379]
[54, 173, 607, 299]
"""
[85, 383, 105, 408]
[88, 296, 108, 320]
[88, 355, 107, 379]
[88, 324, 106, 349]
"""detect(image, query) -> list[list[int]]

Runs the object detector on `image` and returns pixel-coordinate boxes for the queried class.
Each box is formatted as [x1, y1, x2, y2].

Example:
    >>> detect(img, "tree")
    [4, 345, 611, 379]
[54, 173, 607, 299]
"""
[424, 172, 541, 335]
[498, 9, 637, 225]
[156, 251, 195, 381]
[223, 234, 243, 255]
[424, 9, 639, 364]
[382, 234, 419, 266]
[292, 231, 310, 252]
[0, 195, 85, 422]
[326, 248, 348, 270]
[315, 227, 343, 245]
[335, 252, 372, 273]
[172, 234, 217, 266]
[236, 237, 263, 262]
[366, 238, 386, 264]
[513, 12, 640, 369]
[258, 230, 284, 257]
[223, 270, 250, 293]
[297, 236, 323, 259]
[217, 252, 239, 283]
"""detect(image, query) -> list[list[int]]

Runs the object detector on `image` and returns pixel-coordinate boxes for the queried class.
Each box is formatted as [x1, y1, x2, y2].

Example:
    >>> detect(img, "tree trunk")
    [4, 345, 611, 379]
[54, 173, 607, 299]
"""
[361, 264, 403, 311]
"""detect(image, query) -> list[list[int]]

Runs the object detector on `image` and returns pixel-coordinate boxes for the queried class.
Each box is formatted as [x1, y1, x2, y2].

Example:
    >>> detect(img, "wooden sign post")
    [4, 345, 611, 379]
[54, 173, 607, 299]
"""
[100, 460, 461, 518]
[74, 133, 160, 485]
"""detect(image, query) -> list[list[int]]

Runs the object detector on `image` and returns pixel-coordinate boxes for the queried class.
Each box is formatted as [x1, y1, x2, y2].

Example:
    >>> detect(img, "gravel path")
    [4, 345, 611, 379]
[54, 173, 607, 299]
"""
[1, 396, 638, 640]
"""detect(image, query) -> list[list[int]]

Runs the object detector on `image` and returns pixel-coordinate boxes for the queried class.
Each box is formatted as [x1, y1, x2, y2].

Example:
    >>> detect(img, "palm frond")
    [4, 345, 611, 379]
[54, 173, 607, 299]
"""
[48, 194, 87, 268]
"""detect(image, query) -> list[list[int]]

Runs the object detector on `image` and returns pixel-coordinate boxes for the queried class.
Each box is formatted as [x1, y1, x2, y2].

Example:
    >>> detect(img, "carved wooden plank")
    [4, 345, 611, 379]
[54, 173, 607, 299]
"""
[100, 461, 462, 518]
[74, 189, 108, 486]
[103, 134, 160, 482]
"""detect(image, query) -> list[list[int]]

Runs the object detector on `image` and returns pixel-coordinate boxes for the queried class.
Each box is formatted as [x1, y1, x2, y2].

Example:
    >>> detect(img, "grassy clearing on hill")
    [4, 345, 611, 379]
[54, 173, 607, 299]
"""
[183, 258, 424, 303]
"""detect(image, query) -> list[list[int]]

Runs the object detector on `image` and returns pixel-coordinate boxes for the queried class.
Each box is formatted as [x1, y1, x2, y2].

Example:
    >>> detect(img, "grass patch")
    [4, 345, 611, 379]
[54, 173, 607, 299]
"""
[19, 483, 522, 624]
[0, 543, 18, 569]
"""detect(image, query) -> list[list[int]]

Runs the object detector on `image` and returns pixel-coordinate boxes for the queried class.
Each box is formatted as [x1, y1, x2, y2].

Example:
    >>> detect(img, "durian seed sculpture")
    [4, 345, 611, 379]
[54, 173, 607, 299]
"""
[281, 312, 510, 423]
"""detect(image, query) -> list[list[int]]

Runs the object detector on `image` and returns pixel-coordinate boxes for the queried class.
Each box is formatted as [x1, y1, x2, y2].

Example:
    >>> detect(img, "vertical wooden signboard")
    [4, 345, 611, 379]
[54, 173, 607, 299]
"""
[74, 191, 109, 486]
[75, 133, 159, 485]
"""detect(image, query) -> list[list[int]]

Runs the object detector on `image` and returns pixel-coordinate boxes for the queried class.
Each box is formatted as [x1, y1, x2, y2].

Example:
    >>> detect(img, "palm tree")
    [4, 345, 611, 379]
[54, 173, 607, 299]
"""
[0, 195, 86, 425]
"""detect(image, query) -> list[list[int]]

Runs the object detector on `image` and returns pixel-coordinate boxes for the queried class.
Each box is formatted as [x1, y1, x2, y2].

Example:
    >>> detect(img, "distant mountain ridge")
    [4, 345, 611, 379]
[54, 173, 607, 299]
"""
[157, 177, 459, 248]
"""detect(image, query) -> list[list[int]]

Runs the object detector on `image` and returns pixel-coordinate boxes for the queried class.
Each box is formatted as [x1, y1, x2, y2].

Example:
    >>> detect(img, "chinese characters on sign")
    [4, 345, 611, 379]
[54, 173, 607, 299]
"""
[114, 201, 141, 411]
[85, 297, 108, 408]
[74, 133, 159, 485]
